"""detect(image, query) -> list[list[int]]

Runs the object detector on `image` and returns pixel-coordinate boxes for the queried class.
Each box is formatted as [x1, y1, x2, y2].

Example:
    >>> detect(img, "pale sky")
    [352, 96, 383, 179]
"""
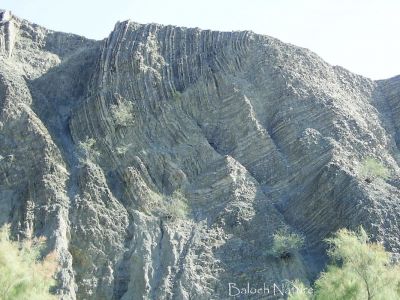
[2, 0, 399, 80]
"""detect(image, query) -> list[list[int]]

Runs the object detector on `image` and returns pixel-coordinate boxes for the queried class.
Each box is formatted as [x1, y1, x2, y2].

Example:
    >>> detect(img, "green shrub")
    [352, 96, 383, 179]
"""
[267, 228, 305, 259]
[77, 137, 99, 165]
[115, 144, 132, 156]
[164, 190, 189, 220]
[141, 190, 190, 221]
[142, 190, 164, 215]
[359, 157, 389, 183]
[110, 99, 134, 127]
[0, 225, 57, 300]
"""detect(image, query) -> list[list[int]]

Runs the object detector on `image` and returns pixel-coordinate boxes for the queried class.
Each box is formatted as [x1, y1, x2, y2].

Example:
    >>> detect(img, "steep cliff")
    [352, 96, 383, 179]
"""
[0, 10, 399, 299]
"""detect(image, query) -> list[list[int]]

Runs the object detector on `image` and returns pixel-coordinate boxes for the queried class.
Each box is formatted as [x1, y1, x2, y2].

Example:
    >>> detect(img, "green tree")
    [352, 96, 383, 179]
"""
[315, 227, 400, 300]
[0, 225, 57, 300]
[289, 227, 400, 300]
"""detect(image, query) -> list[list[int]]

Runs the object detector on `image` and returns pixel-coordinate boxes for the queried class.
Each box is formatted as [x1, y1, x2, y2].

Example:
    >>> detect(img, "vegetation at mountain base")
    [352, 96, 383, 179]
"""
[0, 225, 57, 300]
[289, 226, 400, 300]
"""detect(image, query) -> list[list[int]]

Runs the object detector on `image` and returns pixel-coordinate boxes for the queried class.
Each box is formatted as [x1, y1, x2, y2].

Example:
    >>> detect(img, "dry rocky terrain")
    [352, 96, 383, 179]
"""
[0, 9, 399, 299]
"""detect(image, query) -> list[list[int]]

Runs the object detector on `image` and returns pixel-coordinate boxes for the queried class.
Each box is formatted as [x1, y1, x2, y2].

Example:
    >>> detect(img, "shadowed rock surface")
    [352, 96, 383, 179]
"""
[0, 10, 399, 299]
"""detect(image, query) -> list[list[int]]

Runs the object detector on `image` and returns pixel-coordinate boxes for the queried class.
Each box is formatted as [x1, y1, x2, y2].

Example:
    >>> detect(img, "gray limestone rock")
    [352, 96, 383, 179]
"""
[0, 11, 399, 300]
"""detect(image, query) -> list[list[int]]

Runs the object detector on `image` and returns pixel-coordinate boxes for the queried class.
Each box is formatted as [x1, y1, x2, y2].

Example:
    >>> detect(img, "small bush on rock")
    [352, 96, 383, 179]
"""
[164, 190, 189, 220]
[267, 228, 305, 259]
[115, 144, 132, 156]
[359, 157, 389, 183]
[77, 137, 99, 165]
[110, 99, 134, 127]
[142, 189, 190, 221]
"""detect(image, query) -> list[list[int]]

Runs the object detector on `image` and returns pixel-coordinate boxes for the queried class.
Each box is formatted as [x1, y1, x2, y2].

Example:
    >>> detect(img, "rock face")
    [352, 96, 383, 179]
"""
[0, 10, 399, 299]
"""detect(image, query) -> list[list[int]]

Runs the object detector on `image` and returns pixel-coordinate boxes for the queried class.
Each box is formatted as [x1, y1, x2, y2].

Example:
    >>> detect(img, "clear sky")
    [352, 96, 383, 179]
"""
[1, 0, 399, 80]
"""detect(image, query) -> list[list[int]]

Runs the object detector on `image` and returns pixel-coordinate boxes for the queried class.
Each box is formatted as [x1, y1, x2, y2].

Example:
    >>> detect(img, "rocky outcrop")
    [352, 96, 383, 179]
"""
[0, 11, 399, 299]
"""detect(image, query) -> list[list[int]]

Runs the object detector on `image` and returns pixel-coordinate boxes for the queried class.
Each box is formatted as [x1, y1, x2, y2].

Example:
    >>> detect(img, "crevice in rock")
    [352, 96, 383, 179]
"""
[171, 224, 196, 297]
[112, 219, 134, 300]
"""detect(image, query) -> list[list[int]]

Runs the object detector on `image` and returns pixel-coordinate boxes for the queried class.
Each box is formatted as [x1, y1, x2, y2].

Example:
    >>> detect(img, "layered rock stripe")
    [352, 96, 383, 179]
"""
[0, 10, 399, 300]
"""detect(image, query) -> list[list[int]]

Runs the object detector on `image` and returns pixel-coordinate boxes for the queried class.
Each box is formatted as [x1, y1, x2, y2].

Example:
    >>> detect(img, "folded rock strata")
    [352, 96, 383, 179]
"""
[0, 10, 399, 299]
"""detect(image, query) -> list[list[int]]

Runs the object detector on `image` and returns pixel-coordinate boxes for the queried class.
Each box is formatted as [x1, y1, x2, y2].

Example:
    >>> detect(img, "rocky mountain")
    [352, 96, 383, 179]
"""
[0, 9, 399, 299]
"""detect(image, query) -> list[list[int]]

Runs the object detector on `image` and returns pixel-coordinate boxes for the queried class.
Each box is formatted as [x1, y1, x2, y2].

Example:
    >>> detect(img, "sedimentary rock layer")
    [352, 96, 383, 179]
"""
[0, 11, 399, 299]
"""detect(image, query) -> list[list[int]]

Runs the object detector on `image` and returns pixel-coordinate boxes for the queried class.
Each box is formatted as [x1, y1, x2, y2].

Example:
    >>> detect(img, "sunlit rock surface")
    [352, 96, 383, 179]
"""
[0, 10, 399, 299]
